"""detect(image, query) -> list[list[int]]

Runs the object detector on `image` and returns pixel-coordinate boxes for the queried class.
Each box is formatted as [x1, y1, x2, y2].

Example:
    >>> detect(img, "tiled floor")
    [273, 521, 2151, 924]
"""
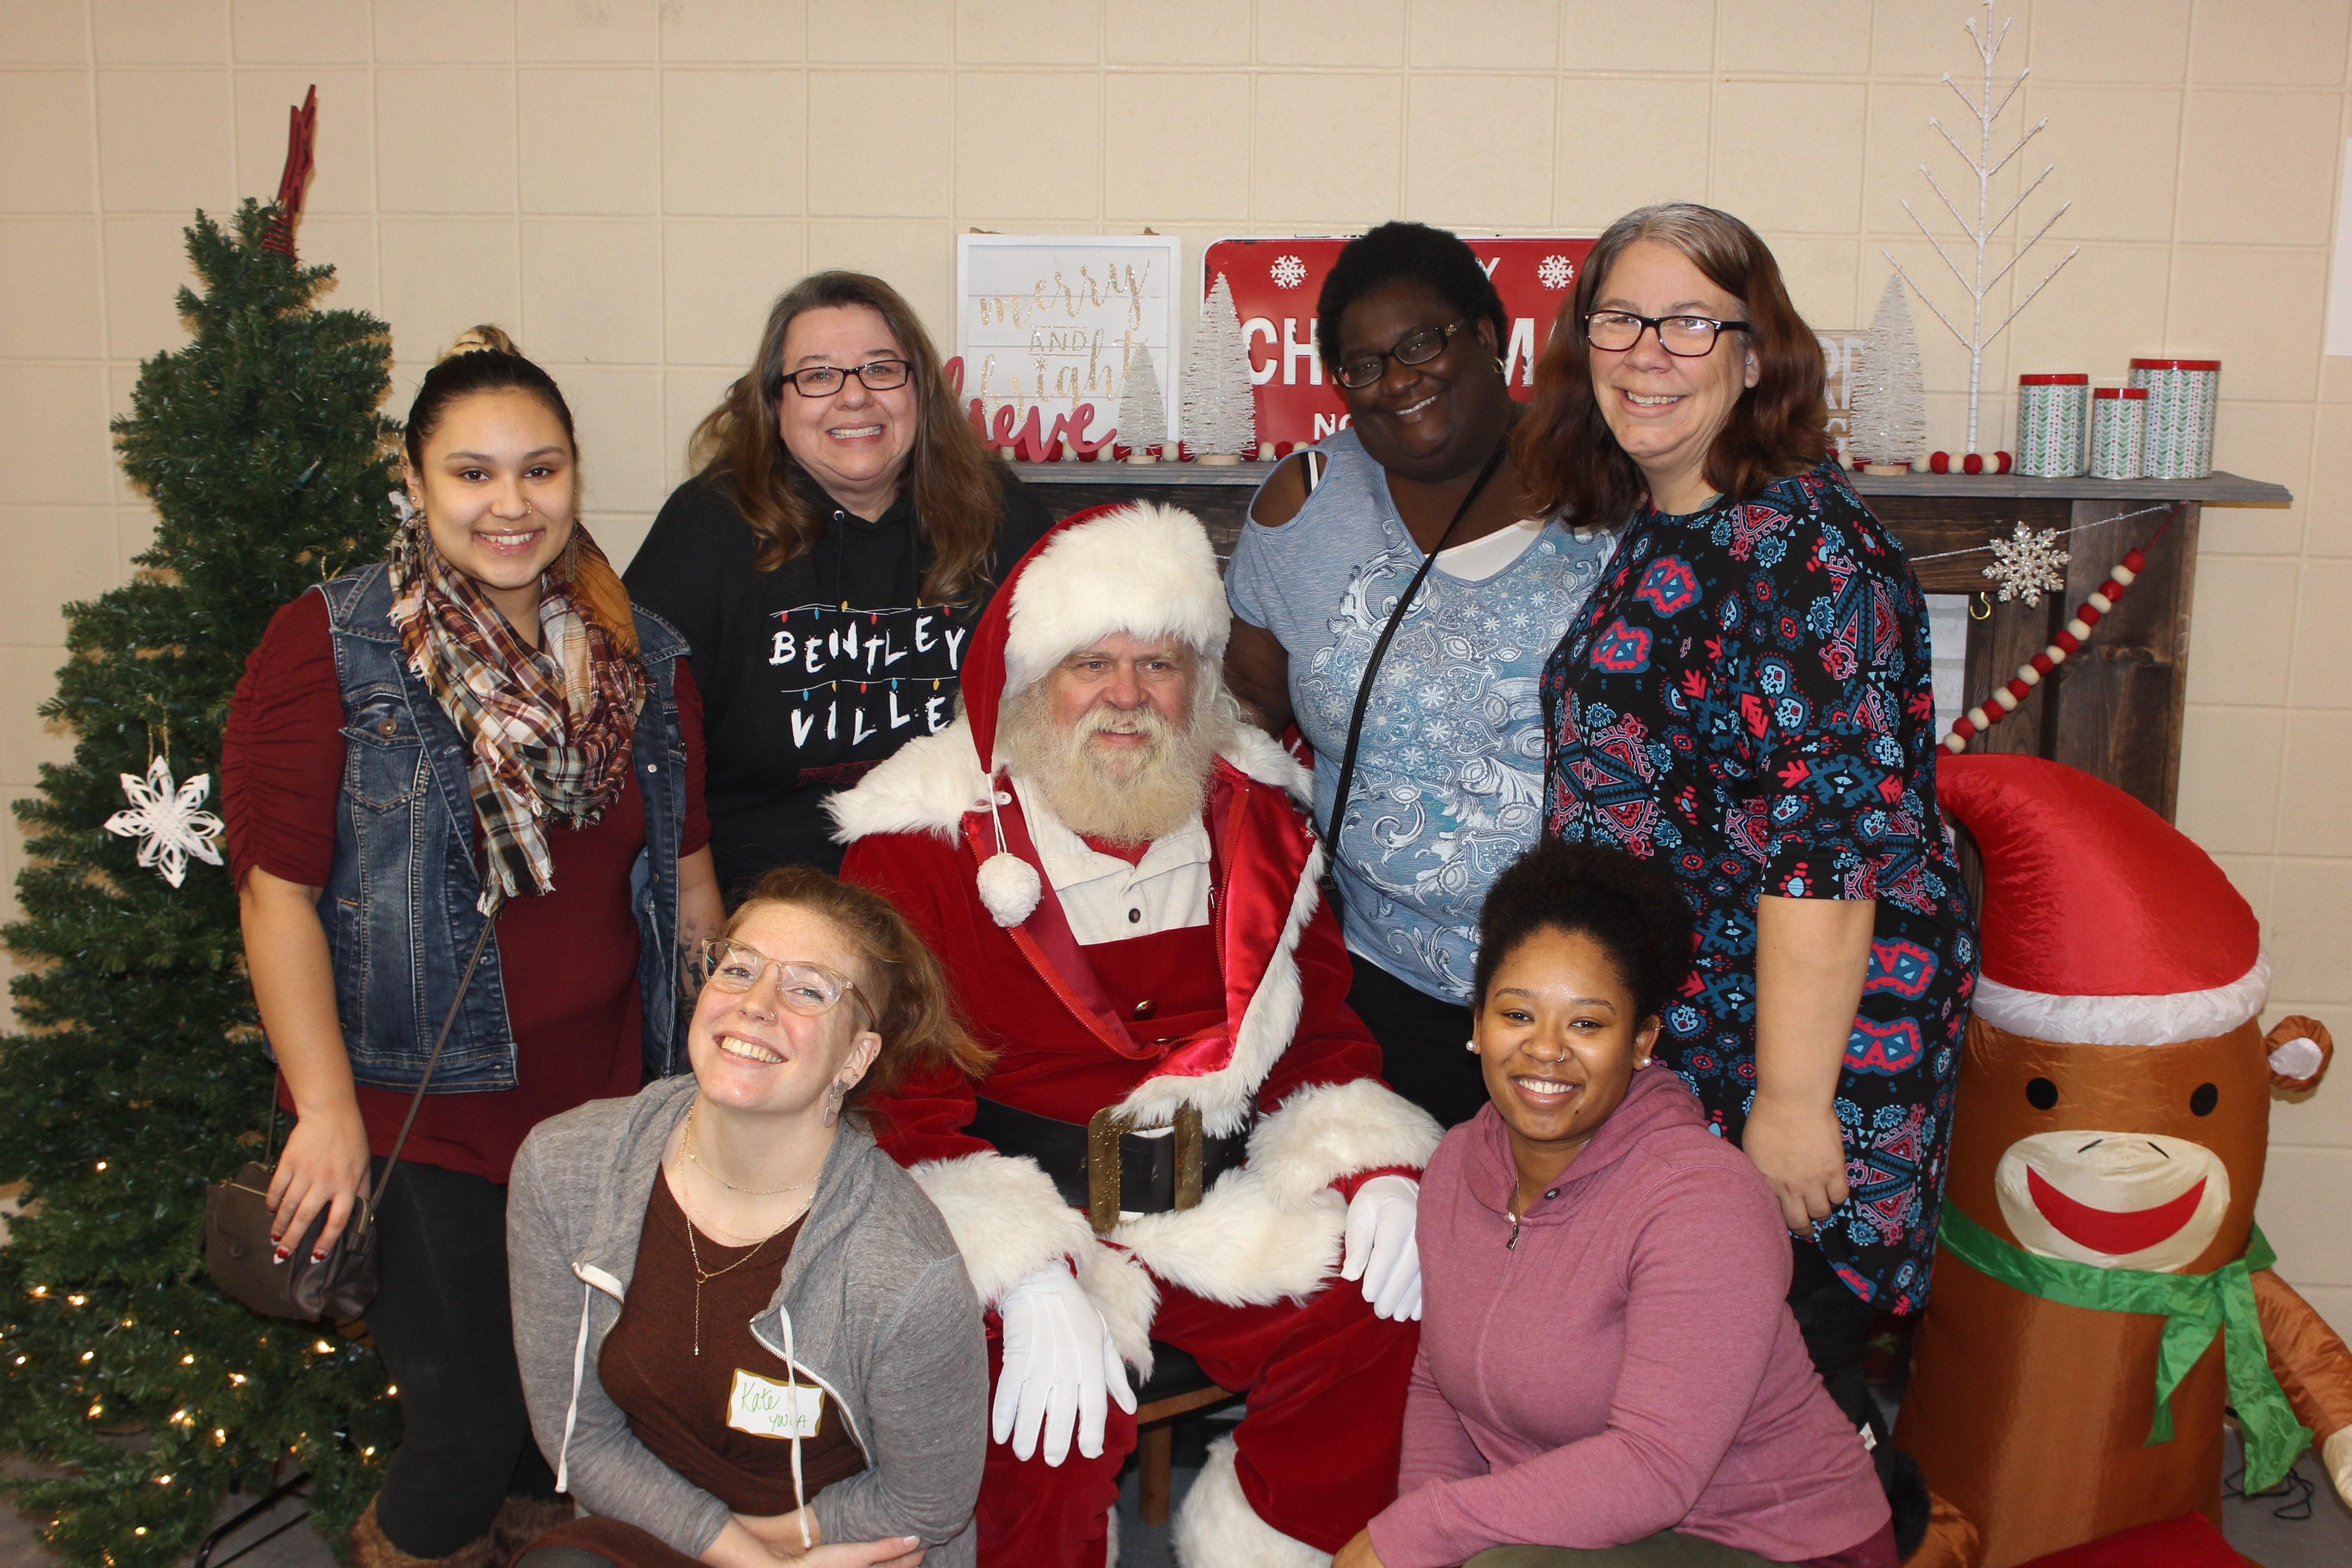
[0, 1419, 2344, 1568]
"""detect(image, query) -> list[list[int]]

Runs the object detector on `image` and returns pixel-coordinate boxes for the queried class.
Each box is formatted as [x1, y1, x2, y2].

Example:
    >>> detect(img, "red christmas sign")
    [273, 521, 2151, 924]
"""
[1201, 235, 1597, 451]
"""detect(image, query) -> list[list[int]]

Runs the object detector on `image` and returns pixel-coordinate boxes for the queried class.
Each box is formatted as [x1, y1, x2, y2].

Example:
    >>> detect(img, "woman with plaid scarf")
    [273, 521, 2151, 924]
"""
[222, 329, 727, 1568]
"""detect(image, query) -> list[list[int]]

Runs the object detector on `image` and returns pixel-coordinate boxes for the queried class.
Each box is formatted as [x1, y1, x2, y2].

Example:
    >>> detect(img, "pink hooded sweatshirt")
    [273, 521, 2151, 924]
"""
[1366, 1067, 1891, 1568]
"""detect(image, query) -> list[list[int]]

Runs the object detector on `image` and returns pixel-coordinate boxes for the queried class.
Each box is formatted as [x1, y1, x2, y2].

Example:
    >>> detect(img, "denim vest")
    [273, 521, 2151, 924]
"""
[314, 563, 691, 1093]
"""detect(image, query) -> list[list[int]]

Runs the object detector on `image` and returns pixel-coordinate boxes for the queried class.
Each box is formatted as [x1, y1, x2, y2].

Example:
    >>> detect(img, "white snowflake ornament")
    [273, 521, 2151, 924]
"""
[1982, 521, 2071, 606]
[1269, 254, 1308, 290]
[1538, 255, 1575, 291]
[104, 755, 225, 889]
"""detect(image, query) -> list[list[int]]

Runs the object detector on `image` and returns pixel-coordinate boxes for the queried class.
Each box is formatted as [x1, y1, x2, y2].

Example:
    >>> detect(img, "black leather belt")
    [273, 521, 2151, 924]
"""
[967, 1096, 1251, 1235]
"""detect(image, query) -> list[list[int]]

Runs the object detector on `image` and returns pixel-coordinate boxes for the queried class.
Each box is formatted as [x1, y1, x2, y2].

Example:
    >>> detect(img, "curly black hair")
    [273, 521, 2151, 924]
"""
[1315, 221, 1509, 375]
[1471, 839, 1694, 1023]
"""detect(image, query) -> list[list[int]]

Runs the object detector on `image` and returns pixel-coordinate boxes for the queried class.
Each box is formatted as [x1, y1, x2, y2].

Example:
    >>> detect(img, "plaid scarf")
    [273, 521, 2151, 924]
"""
[387, 518, 646, 909]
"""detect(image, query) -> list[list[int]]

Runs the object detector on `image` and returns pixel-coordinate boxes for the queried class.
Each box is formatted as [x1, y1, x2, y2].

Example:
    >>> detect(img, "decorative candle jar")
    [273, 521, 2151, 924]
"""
[2015, 373, 2090, 477]
[2089, 386, 2147, 480]
[2128, 358, 2219, 480]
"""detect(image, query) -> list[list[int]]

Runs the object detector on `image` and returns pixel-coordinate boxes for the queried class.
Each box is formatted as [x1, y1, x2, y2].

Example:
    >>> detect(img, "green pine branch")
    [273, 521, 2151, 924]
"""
[0, 201, 405, 1568]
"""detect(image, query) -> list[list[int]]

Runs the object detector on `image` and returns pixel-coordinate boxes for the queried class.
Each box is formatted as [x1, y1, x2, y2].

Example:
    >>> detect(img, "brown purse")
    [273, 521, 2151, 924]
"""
[205, 918, 495, 1321]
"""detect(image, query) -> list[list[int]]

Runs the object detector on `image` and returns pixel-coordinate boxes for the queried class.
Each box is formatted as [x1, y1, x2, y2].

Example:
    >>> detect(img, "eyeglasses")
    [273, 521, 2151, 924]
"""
[1334, 319, 1470, 390]
[778, 359, 913, 397]
[698, 938, 867, 1021]
[1583, 312, 1751, 357]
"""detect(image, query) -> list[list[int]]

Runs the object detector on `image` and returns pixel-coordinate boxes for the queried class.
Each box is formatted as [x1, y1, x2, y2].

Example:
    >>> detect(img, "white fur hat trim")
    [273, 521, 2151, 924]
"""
[1001, 502, 1230, 698]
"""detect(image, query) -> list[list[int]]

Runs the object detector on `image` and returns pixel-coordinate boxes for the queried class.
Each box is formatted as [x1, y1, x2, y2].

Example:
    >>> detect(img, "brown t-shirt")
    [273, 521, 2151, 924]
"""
[598, 1172, 867, 1516]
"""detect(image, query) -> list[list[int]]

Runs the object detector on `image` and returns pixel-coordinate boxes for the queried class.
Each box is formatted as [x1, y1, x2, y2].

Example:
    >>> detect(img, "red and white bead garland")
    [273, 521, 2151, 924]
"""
[1938, 507, 2180, 755]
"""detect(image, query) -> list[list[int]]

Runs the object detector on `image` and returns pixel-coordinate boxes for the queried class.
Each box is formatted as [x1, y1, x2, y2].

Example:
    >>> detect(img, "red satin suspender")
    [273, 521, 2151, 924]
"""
[961, 764, 1315, 1081]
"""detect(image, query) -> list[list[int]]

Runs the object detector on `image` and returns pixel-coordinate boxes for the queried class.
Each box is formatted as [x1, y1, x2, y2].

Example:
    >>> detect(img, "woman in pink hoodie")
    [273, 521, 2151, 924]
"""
[1336, 841, 1894, 1568]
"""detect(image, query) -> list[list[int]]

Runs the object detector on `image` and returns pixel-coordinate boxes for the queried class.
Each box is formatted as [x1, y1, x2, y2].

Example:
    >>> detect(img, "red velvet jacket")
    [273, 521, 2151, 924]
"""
[829, 718, 1441, 1365]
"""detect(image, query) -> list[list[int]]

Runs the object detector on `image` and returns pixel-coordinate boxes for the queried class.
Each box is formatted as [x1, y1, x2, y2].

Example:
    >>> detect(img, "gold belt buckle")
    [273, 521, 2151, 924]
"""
[1083, 1103, 1204, 1235]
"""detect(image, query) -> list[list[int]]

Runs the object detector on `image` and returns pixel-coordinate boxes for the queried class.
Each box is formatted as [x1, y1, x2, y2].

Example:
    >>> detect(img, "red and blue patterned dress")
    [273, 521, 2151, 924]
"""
[1539, 460, 1977, 1313]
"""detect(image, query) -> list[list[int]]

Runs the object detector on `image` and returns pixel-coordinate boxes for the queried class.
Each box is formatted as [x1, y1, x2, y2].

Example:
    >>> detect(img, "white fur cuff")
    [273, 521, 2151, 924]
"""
[1247, 1078, 1443, 1210]
[908, 1151, 1097, 1308]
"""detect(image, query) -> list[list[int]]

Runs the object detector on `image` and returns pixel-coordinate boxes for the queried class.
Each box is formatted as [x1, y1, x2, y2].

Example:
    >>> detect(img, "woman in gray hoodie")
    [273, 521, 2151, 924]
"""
[508, 867, 993, 1568]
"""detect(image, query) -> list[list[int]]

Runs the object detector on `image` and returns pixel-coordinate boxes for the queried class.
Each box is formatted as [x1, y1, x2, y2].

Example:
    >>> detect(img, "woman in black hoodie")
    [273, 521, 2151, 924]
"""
[625, 272, 1054, 899]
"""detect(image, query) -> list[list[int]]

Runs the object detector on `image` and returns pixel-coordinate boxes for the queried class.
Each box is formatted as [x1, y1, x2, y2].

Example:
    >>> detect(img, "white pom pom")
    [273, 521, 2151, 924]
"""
[2269, 1036, 2325, 1082]
[975, 851, 1042, 927]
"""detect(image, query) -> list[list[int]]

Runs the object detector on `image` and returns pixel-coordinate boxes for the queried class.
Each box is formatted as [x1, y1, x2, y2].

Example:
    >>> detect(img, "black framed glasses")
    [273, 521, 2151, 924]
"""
[778, 359, 913, 397]
[1583, 312, 1751, 357]
[1334, 319, 1470, 390]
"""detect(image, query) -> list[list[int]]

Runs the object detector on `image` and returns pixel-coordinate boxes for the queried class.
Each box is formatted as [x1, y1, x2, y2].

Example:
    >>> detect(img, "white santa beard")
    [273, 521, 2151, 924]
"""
[999, 682, 1235, 845]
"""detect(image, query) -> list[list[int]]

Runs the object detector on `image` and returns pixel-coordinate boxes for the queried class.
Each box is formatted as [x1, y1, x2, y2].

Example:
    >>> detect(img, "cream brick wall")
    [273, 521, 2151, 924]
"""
[1, 0, 2347, 1327]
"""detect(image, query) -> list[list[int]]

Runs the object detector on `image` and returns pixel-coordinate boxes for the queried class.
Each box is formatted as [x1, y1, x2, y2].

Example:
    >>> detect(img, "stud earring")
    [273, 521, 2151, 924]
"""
[821, 1079, 846, 1129]
[1463, 1038, 1479, 1054]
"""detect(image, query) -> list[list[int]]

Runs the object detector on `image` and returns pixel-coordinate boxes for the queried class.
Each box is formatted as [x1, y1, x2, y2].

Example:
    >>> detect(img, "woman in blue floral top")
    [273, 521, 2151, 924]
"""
[1516, 205, 1974, 1526]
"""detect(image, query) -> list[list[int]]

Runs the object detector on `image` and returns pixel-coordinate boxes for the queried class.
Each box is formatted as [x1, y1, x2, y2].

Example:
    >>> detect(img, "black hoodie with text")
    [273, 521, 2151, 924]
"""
[624, 468, 1055, 896]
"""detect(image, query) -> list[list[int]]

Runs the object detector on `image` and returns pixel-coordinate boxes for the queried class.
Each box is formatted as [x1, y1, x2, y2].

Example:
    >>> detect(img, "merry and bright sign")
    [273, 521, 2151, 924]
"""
[1202, 235, 1597, 450]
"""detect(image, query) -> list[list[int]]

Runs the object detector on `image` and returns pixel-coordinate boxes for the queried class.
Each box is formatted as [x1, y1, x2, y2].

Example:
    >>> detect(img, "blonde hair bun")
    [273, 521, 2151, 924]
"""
[441, 324, 520, 361]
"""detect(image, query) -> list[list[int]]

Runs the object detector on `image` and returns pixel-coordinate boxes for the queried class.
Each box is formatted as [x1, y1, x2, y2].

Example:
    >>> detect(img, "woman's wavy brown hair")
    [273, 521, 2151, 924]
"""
[690, 271, 1009, 602]
[1515, 204, 1828, 528]
[722, 865, 991, 1112]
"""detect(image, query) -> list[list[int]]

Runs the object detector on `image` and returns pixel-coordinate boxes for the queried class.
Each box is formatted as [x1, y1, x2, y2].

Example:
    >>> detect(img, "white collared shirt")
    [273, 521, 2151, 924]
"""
[1013, 778, 1211, 946]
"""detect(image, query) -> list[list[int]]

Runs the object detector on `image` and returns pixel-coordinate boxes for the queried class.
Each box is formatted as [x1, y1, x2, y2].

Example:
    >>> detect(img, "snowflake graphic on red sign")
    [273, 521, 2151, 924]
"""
[1203, 234, 1596, 449]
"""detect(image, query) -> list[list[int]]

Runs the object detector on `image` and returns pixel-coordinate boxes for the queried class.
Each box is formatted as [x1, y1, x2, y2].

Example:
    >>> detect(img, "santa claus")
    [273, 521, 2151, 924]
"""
[826, 501, 1440, 1568]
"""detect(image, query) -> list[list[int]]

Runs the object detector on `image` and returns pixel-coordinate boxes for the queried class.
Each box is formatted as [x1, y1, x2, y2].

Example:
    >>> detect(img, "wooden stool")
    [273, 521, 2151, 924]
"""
[1130, 1342, 1242, 1527]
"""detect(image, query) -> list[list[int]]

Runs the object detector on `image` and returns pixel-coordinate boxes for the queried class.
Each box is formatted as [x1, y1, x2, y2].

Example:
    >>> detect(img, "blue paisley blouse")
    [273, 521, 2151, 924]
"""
[1540, 460, 1977, 1312]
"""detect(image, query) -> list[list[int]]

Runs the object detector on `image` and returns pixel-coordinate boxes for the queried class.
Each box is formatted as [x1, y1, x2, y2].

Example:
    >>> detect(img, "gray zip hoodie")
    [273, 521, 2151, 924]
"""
[508, 1074, 987, 1565]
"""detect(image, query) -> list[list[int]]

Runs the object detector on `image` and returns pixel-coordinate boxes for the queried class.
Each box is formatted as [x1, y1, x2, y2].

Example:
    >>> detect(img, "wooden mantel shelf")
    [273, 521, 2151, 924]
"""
[1011, 462, 2292, 508]
[1004, 461, 2295, 826]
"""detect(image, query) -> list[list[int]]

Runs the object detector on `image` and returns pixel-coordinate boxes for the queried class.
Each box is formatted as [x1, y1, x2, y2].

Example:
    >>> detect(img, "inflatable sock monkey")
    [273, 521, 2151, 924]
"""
[1895, 755, 2349, 1566]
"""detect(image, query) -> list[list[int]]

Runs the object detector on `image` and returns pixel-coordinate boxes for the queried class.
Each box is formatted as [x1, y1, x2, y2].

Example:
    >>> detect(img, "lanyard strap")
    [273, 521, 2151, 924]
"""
[1321, 438, 1511, 847]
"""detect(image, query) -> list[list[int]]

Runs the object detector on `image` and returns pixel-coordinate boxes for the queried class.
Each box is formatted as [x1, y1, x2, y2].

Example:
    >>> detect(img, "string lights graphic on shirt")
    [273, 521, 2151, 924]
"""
[769, 602, 971, 754]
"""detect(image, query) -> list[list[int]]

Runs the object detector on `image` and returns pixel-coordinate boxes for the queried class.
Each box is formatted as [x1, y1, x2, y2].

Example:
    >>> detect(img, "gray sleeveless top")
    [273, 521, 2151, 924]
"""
[1225, 429, 1612, 1001]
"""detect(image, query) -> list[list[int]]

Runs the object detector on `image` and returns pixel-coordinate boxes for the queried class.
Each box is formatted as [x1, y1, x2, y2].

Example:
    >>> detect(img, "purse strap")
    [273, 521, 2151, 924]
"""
[1320, 437, 1511, 847]
[358, 909, 500, 1220]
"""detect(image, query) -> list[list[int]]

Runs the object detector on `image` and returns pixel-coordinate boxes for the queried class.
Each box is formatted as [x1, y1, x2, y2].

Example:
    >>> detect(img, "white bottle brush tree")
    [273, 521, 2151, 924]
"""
[1848, 275, 1928, 472]
[1181, 272, 1257, 462]
[1884, 0, 2078, 456]
[1119, 340, 1168, 460]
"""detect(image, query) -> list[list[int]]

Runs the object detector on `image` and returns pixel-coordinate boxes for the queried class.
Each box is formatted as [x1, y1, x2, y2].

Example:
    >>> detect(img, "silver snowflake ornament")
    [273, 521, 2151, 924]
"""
[1538, 255, 1575, 290]
[1269, 254, 1308, 290]
[1982, 521, 2071, 606]
[104, 755, 225, 889]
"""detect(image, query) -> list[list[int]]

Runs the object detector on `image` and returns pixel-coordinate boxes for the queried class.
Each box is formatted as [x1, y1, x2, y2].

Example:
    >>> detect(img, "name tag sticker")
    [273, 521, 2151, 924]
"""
[726, 1368, 824, 1440]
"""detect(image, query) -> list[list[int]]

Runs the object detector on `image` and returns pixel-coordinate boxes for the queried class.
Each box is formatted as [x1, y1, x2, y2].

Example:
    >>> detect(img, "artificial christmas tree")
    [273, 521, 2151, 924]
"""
[1848, 275, 1928, 474]
[1119, 341, 1169, 462]
[0, 200, 403, 1567]
[1181, 273, 1256, 463]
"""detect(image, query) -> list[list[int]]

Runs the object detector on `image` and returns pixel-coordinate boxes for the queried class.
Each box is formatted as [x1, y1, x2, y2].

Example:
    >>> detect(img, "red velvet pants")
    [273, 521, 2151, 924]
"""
[976, 1274, 1418, 1568]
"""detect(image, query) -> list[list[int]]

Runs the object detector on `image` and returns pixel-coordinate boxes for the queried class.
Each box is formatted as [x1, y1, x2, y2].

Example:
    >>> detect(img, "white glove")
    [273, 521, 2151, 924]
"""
[992, 1260, 1136, 1466]
[1340, 1173, 1422, 1321]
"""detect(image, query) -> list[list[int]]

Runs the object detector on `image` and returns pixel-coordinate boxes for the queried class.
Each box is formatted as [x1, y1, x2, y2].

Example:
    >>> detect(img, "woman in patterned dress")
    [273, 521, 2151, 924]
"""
[1515, 205, 1975, 1529]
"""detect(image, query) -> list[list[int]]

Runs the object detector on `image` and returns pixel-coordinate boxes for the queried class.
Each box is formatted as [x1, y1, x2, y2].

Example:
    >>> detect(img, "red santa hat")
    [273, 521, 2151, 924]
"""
[957, 499, 1231, 925]
[1937, 753, 2270, 1049]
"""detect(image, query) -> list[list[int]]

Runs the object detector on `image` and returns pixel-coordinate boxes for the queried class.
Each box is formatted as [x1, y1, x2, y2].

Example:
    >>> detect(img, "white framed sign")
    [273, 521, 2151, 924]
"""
[953, 233, 1184, 454]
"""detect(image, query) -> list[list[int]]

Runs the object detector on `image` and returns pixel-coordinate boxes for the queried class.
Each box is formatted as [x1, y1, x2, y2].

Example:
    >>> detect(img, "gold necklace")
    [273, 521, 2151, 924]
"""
[677, 1171, 810, 1358]
[683, 1101, 818, 1196]
[673, 1105, 817, 1357]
